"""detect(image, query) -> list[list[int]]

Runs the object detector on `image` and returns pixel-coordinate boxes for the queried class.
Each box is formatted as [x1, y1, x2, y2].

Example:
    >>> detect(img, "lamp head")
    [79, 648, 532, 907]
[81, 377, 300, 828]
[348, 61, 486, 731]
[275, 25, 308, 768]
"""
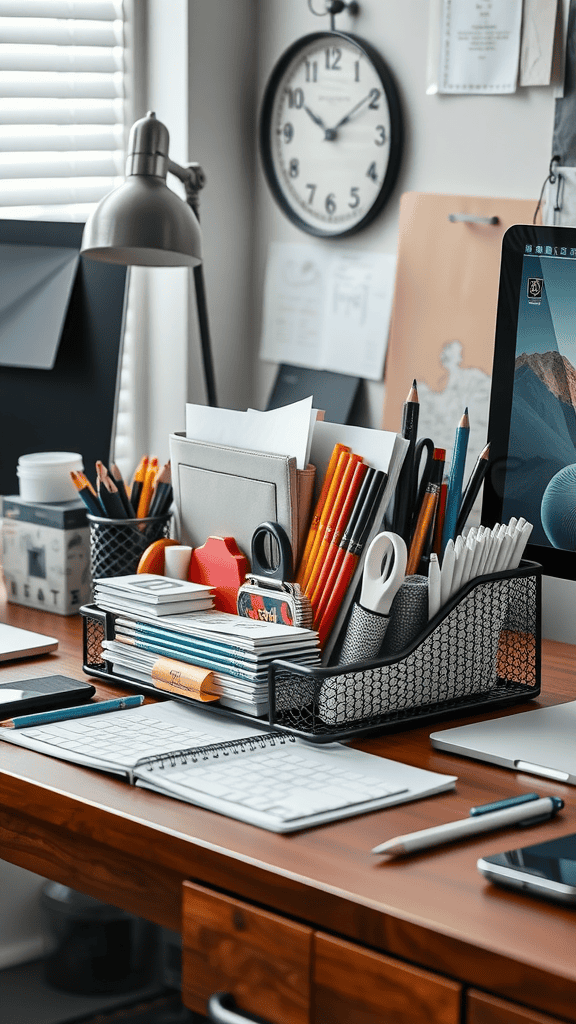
[80, 112, 202, 267]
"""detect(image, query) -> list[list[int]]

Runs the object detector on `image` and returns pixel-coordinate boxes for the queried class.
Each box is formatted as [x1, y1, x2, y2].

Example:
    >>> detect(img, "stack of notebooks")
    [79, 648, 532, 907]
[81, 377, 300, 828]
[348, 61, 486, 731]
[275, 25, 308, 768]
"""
[93, 574, 215, 616]
[95, 574, 321, 717]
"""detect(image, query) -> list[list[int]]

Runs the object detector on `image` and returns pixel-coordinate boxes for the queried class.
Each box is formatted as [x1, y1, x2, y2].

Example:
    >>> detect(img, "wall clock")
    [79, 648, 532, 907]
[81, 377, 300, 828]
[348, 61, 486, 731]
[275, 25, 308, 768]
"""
[259, 30, 403, 238]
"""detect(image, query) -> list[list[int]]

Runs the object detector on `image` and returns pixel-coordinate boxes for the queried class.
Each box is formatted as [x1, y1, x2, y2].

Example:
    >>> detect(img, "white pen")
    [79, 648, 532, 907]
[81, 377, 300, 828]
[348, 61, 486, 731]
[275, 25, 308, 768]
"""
[494, 521, 516, 572]
[468, 529, 485, 580]
[371, 796, 564, 856]
[440, 538, 455, 605]
[428, 552, 441, 619]
[509, 520, 533, 569]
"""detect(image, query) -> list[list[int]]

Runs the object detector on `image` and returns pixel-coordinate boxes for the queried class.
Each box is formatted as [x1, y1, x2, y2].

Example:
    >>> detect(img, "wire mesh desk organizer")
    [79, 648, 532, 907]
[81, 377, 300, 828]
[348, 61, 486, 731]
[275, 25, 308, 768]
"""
[88, 513, 172, 583]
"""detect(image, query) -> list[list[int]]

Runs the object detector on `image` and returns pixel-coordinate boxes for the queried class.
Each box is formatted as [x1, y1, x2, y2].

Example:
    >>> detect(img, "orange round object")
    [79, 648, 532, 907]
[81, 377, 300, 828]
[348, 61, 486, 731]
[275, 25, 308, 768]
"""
[137, 537, 180, 575]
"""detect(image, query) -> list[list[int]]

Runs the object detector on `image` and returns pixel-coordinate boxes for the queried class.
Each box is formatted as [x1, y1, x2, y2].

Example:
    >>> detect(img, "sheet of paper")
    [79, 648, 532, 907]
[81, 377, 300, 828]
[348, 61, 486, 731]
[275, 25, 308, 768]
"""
[259, 242, 396, 381]
[520, 0, 559, 86]
[438, 0, 523, 94]
[185, 397, 313, 470]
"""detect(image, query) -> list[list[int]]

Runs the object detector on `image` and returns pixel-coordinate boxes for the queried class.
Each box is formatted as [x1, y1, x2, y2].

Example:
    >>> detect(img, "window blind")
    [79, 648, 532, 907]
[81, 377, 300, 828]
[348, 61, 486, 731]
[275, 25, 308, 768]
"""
[0, 0, 128, 221]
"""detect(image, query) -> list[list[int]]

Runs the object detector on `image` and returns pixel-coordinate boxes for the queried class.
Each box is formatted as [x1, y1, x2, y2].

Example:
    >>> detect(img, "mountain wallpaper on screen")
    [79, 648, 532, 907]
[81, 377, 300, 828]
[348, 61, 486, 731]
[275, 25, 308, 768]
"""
[503, 351, 576, 546]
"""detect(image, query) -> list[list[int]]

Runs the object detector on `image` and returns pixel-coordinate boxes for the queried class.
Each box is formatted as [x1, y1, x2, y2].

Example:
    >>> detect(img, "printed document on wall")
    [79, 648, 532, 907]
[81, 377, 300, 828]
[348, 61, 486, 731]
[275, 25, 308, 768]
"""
[259, 242, 396, 381]
[438, 0, 523, 94]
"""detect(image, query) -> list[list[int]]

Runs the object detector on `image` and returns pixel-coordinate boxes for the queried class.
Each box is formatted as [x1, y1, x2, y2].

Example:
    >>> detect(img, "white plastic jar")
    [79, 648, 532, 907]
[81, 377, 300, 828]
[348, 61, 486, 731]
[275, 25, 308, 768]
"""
[17, 451, 83, 503]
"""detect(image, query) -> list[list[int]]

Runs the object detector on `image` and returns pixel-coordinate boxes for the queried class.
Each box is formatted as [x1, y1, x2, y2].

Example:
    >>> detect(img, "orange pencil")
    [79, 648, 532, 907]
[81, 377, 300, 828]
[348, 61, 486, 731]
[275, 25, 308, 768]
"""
[432, 480, 448, 557]
[300, 449, 354, 592]
[129, 456, 148, 514]
[406, 447, 444, 574]
[137, 456, 158, 518]
[305, 455, 364, 603]
[309, 461, 368, 613]
[296, 443, 350, 585]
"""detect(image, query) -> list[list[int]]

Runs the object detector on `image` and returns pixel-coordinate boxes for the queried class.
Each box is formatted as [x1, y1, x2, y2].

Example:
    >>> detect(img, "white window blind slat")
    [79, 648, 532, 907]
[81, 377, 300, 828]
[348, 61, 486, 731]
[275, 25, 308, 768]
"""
[0, 2, 121, 20]
[0, 17, 123, 45]
[0, 70, 124, 97]
[0, 98, 123, 122]
[0, 44, 123, 72]
[0, 124, 123, 149]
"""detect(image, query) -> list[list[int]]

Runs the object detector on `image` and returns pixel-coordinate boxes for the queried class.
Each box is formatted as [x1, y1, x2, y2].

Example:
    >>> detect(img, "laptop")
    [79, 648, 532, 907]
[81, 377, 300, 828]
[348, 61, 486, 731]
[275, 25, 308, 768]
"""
[0, 622, 58, 662]
[430, 701, 576, 784]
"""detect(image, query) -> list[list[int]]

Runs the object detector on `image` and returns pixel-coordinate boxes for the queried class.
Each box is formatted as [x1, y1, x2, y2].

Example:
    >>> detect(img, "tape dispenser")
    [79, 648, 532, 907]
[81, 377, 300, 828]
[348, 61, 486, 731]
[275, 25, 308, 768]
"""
[237, 521, 313, 628]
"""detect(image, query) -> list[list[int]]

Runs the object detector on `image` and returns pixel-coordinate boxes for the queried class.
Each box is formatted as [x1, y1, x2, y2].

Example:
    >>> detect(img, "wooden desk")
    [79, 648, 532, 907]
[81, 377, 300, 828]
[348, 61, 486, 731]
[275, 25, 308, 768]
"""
[1, 598, 575, 1024]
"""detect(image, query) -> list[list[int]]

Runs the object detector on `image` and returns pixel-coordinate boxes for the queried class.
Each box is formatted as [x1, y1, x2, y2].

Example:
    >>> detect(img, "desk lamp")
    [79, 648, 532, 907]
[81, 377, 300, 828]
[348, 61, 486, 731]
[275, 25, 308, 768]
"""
[80, 111, 217, 406]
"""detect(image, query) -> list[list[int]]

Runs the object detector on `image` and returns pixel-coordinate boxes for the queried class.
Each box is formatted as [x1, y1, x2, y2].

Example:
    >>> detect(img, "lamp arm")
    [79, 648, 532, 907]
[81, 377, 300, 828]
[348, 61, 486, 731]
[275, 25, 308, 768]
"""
[166, 158, 217, 407]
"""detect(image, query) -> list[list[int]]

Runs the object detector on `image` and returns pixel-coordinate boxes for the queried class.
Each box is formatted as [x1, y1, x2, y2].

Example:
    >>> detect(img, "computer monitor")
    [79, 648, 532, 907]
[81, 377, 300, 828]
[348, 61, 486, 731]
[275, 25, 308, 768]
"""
[483, 223, 576, 643]
[0, 219, 128, 496]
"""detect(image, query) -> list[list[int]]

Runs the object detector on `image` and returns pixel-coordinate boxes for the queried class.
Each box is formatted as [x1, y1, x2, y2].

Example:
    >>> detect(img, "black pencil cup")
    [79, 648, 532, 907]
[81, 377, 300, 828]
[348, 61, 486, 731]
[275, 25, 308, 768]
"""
[88, 512, 172, 584]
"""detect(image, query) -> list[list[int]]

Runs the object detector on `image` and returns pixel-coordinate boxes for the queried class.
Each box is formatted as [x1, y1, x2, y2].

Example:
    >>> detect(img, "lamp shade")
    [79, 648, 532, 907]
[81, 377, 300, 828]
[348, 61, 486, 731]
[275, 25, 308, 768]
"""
[80, 111, 202, 267]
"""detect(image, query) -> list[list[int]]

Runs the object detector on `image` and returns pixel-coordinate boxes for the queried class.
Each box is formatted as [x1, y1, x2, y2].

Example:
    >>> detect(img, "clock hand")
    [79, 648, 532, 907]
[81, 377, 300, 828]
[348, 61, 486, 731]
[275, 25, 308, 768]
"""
[332, 91, 374, 131]
[304, 105, 327, 131]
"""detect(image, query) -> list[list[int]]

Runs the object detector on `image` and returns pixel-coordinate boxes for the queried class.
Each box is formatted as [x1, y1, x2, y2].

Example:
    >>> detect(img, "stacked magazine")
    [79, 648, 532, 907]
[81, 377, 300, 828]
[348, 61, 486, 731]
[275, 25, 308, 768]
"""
[93, 574, 215, 616]
[95, 575, 320, 717]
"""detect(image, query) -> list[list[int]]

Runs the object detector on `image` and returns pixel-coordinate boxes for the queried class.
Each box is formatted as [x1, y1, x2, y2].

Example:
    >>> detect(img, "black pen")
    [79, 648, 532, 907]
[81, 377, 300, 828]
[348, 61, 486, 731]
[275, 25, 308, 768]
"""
[392, 380, 419, 541]
[455, 442, 491, 536]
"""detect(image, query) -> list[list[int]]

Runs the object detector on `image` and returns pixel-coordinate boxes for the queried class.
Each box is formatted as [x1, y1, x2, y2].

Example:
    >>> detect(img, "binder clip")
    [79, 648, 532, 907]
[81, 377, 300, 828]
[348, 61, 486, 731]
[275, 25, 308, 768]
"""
[237, 522, 314, 628]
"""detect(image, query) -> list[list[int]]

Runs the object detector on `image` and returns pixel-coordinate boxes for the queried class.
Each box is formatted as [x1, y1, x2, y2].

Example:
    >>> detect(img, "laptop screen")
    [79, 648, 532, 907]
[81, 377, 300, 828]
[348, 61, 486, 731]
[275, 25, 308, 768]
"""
[483, 223, 576, 581]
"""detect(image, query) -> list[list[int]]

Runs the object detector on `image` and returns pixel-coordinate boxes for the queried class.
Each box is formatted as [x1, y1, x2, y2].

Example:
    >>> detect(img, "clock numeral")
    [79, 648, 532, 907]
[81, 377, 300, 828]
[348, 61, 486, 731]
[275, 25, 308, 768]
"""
[368, 88, 380, 109]
[349, 187, 360, 209]
[366, 161, 378, 182]
[285, 87, 304, 109]
[325, 47, 342, 70]
[289, 158, 299, 178]
[306, 183, 316, 204]
[305, 59, 318, 82]
[283, 122, 294, 144]
[325, 192, 336, 214]
[354, 60, 360, 82]
[375, 125, 386, 146]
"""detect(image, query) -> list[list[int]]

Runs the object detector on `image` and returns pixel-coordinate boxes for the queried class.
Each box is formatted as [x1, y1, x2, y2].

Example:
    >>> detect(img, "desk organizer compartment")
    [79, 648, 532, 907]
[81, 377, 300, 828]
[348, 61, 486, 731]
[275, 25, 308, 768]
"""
[266, 560, 541, 741]
[81, 561, 541, 743]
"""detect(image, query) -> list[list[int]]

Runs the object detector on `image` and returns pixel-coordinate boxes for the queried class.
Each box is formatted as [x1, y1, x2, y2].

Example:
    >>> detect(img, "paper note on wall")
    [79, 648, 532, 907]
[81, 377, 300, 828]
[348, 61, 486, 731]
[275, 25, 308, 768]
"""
[259, 242, 396, 381]
[438, 0, 523, 94]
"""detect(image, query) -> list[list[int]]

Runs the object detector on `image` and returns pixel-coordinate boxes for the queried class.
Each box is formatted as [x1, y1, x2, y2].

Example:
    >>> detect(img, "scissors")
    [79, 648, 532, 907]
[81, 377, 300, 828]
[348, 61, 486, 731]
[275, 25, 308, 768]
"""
[359, 531, 408, 615]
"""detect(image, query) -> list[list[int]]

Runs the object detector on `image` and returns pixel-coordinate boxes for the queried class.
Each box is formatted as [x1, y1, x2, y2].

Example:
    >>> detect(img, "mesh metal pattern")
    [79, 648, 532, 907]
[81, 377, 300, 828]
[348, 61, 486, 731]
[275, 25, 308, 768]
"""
[88, 513, 171, 584]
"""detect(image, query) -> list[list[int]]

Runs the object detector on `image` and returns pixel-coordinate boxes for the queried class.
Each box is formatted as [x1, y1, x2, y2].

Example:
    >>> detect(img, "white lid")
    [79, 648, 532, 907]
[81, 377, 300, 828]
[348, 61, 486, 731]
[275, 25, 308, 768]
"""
[18, 451, 83, 469]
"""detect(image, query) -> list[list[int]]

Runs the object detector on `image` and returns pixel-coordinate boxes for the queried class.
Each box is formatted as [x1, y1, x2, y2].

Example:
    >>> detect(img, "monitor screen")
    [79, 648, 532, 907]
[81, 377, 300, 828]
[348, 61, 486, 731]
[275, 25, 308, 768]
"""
[483, 223, 576, 582]
[0, 220, 128, 496]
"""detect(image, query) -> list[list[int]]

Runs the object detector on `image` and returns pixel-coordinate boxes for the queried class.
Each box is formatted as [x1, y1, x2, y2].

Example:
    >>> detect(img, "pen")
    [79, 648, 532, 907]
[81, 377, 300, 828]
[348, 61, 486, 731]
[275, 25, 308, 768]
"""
[441, 408, 470, 554]
[392, 380, 419, 541]
[371, 795, 564, 856]
[0, 693, 145, 729]
[455, 442, 490, 537]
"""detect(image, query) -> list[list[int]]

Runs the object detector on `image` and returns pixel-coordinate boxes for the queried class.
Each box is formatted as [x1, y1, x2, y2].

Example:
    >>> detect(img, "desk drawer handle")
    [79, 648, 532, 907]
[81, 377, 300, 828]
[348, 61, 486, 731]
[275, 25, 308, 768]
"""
[208, 991, 271, 1024]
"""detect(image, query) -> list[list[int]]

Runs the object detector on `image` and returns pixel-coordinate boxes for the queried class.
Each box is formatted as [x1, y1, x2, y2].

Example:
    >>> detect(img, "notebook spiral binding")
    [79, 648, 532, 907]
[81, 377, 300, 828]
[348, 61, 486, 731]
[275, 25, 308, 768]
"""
[136, 731, 296, 772]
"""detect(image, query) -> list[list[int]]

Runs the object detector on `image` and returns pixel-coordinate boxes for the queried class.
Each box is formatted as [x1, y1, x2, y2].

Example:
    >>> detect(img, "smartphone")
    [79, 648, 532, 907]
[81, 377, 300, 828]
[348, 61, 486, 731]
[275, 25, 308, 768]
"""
[478, 833, 576, 906]
[0, 675, 96, 719]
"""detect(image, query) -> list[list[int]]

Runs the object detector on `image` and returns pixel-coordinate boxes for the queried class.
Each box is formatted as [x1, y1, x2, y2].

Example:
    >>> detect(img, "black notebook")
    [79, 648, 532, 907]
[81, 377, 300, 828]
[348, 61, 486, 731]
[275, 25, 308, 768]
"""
[0, 700, 456, 832]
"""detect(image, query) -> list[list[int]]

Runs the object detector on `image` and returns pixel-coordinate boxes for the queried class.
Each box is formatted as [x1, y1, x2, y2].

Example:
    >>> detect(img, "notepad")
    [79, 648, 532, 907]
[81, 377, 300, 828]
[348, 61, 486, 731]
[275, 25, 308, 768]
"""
[0, 700, 456, 832]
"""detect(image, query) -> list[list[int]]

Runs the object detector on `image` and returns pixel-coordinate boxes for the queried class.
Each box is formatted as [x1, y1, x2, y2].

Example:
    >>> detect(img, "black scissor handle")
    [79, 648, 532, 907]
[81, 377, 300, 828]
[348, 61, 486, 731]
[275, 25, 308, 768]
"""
[250, 521, 293, 582]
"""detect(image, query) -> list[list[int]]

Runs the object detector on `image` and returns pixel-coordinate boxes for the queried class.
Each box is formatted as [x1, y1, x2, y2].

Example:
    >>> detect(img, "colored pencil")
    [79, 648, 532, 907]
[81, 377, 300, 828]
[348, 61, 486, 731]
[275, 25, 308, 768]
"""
[308, 460, 368, 613]
[305, 454, 363, 601]
[148, 461, 173, 517]
[1, 694, 145, 729]
[406, 448, 445, 575]
[96, 462, 128, 519]
[455, 441, 491, 537]
[296, 443, 350, 585]
[441, 408, 470, 554]
[110, 462, 135, 516]
[300, 449, 354, 592]
[129, 455, 148, 515]
[70, 470, 104, 516]
[137, 456, 159, 518]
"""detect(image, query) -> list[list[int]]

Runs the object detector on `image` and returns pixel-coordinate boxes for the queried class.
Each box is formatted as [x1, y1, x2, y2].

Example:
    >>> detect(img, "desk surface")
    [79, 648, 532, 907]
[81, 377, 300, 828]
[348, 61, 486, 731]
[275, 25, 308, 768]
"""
[1, 597, 575, 1021]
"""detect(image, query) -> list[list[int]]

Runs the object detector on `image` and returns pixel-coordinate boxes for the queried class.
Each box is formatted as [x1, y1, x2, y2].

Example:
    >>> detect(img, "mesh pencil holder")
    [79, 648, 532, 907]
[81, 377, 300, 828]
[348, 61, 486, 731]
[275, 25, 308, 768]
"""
[266, 560, 542, 741]
[88, 513, 172, 585]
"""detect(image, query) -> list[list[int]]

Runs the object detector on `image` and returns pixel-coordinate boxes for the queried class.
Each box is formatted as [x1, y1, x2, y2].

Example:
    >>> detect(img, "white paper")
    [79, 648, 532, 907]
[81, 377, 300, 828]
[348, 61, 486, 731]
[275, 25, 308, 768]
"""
[259, 242, 396, 381]
[438, 0, 523, 95]
[185, 397, 314, 471]
[520, 0, 558, 87]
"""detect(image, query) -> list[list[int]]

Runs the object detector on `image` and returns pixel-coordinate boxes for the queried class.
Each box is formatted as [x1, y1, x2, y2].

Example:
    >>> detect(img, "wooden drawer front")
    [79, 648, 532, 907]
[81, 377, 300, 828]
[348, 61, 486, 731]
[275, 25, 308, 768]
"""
[467, 989, 566, 1024]
[313, 932, 461, 1024]
[182, 880, 313, 1024]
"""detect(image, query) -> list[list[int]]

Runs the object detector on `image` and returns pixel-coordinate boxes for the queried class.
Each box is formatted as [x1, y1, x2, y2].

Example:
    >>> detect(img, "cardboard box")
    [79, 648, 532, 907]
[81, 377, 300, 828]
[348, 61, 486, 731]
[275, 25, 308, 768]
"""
[2, 496, 90, 615]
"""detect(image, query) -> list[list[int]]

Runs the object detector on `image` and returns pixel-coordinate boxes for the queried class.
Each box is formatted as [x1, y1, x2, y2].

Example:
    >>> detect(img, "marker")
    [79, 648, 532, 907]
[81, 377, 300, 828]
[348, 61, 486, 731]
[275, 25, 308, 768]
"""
[371, 795, 564, 856]
[1, 694, 145, 729]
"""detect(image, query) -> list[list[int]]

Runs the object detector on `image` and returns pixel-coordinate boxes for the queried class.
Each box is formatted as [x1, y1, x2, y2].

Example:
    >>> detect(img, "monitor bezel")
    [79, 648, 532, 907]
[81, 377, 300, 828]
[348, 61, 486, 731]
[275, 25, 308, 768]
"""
[482, 222, 576, 580]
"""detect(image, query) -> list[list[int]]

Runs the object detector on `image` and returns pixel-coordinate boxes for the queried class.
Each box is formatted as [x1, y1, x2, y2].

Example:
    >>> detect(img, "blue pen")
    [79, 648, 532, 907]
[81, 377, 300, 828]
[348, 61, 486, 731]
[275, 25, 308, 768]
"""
[1, 694, 145, 729]
[441, 408, 470, 555]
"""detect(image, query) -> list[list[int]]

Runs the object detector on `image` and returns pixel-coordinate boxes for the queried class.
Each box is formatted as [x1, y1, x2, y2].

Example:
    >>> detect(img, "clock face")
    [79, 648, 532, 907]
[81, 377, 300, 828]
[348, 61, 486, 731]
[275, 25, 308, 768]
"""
[259, 32, 403, 237]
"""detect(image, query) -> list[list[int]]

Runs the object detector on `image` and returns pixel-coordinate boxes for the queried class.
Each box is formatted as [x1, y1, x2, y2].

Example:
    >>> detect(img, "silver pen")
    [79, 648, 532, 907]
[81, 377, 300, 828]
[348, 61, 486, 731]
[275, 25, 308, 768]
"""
[372, 795, 564, 856]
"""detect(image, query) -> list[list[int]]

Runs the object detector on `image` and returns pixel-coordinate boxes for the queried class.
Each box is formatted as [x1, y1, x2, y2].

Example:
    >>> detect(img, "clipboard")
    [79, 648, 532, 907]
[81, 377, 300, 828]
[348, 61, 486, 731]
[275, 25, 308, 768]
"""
[382, 192, 538, 486]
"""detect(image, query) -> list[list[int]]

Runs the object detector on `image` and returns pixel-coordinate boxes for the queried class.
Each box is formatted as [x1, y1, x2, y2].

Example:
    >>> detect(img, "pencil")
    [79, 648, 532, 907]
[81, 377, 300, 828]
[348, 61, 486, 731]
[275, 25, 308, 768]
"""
[317, 470, 387, 648]
[110, 463, 135, 516]
[129, 456, 148, 516]
[308, 460, 368, 613]
[137, 456, 159, 518]
[304, 453, 363, 600]
[441, 408, 470, 554]
[296, 443, 350, 585]
[96, 463, 128, 519]
[392, 379, 419, 541]
[300, 449, 354, 592]
[455, 442, 490, 537]
[313, 467, 379, 627]
[432, 479, 448, 557]
[70, 470, 104, 516]
[406, 448, 444, 575]
[148, 461, 173, 517]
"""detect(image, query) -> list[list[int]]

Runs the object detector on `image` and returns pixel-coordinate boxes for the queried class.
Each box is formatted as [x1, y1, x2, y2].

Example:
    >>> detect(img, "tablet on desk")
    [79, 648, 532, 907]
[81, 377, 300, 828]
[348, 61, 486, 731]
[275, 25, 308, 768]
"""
[0, 622, 58, 661]
[0, 674, 95, 719]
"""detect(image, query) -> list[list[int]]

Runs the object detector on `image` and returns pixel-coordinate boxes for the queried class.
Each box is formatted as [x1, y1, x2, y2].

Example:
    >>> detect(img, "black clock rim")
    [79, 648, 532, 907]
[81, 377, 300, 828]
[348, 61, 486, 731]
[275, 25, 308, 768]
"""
[258, 30, 403, 239]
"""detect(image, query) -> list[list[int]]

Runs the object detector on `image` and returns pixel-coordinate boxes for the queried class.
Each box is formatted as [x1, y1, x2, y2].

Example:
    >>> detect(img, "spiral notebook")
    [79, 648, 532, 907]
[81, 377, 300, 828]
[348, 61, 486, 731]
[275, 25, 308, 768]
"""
[0, 700, 456, 832]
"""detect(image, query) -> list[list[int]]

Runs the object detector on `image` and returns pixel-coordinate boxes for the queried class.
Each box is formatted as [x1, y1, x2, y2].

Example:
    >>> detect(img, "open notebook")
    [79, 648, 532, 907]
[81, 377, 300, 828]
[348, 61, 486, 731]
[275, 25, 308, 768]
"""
[0, 700, 456, 833]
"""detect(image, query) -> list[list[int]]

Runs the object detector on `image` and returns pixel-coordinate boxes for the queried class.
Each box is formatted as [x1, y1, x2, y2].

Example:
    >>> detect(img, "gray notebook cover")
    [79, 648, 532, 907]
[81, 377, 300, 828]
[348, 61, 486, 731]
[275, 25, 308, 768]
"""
[430, 701, 576, 784]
